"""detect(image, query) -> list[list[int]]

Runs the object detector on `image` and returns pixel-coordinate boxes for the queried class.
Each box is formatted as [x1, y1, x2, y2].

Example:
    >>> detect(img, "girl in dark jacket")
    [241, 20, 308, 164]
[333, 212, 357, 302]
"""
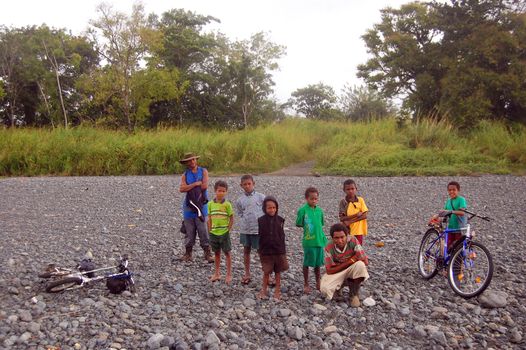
[257, 196, 289, 300]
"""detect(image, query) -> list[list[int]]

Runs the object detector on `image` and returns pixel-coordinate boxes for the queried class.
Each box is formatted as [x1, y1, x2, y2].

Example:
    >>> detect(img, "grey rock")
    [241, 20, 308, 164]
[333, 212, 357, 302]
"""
[243, 298, 256, 308]
[478, 290, 508, 308]
[278, 308, 292, 317]
[287, 326, 303, 340]
[205, 330, 220, 346]
[430, 331, 447, 345]
[19, 310, 32, 322]
[148, 333, 165, 349]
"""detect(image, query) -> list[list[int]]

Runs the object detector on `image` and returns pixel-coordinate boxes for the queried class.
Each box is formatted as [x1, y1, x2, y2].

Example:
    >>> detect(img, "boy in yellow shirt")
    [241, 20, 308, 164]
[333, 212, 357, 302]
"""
[338, 179, 368, 245]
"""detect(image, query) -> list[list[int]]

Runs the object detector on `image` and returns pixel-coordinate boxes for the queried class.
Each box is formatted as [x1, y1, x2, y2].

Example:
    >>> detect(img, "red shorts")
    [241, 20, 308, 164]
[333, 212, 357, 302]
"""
[260, 254, 289, 274]
[447, 232, 462, 250]
[352, 235, 364, 245]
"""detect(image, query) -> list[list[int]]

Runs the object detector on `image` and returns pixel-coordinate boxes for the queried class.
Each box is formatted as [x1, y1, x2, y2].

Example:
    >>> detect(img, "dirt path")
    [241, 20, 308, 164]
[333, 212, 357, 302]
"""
[266, 160, 318, 176]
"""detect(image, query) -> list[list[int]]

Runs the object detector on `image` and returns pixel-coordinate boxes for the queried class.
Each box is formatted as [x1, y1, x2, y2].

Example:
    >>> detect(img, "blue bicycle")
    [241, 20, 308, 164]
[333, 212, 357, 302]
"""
[417, 209, 493, 298]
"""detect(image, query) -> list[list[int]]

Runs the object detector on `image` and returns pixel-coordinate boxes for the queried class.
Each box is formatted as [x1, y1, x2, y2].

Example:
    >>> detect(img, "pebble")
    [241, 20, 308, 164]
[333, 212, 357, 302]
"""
[479, 290, 508, 308]
[363, 297, 376, 307]
[1, 176, 524, 349]
[278, 308, 292, 317]
[243, 298, 256, 308]
[205, 330, 220, 346]
[323, 325, 338, 334]
[147, 333, 165, 349]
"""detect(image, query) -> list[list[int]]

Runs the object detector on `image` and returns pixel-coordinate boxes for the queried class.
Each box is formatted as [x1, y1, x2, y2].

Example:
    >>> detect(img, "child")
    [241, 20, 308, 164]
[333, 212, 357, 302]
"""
[338, 179, 368, 245]
[207, 180, 234, 284]
[257, 196, 288, 300]
[234, 174, 266, 285]
[439, 181, 467, 250]
[296, 187, 327, 294]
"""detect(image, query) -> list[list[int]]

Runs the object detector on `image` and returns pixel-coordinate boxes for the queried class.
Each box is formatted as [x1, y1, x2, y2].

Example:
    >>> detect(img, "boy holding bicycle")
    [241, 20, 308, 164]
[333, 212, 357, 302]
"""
[438, 181, 467, 249]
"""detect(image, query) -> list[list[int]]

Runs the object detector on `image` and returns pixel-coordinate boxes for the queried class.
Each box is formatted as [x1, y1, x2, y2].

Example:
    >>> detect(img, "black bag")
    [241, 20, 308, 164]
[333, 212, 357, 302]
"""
[106, 277, 128, 294]
[78, 259, 96, 278]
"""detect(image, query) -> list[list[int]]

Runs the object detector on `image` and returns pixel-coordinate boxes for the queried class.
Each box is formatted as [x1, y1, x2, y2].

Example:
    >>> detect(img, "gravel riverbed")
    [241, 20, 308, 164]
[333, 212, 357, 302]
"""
[1, 175, 525, 349]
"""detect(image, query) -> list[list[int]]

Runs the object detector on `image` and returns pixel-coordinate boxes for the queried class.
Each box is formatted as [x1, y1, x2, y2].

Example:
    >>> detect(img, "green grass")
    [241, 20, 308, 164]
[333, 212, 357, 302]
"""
[0, 118, 524, 176]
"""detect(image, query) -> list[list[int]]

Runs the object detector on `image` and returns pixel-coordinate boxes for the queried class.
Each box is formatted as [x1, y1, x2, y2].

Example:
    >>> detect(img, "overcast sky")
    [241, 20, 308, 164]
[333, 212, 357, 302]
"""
[0, 0, 413, 102]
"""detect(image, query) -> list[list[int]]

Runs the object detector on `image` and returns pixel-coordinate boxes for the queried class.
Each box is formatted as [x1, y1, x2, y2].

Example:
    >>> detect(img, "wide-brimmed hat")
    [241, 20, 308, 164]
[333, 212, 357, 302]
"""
[179, 152, 200, 164]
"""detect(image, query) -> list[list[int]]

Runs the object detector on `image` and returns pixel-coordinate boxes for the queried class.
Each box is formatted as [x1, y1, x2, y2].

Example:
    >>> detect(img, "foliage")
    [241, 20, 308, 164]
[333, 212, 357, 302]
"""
[288, 83, 338, 119]
[340, 85, 394, 121]
[358, 0, 526, 126]
[0, 25, 98, 128]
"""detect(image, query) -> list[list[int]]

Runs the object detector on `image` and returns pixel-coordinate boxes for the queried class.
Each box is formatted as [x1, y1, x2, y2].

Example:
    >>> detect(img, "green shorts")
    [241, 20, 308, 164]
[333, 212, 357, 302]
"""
[209, 232, 232, 253]
[240, 233, 259, 249]
[303, 246, 325, 267]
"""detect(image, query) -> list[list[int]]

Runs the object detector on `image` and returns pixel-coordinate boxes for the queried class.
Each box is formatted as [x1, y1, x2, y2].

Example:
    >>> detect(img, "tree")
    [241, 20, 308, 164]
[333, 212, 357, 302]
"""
[288, 83, 337, 119]
[88, 3, 151, 131]
[0, 25, 98, 127]
[358, 0, 526, 125]
[0, 26, 29, 127]
[227, 32, 285, 128]
[340, 85, 394, 121]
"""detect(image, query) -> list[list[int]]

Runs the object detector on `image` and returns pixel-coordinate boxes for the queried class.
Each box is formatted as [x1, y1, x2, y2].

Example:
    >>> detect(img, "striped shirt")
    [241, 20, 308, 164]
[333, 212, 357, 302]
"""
[208, 199, 233, 236]
[324, 236, 367, 270]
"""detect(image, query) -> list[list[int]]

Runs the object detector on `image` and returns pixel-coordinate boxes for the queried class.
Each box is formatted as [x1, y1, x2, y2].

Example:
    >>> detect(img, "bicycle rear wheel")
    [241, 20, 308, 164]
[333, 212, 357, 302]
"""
[45, 277, 83, 293]
[417, 228, 440, 279]
[447, 241, 493, 298]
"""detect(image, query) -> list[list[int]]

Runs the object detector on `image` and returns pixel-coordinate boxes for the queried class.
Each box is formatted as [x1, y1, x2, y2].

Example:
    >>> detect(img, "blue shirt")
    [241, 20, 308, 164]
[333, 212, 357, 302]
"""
[182, 167, 208, 219]
[235, 191, 266, 234]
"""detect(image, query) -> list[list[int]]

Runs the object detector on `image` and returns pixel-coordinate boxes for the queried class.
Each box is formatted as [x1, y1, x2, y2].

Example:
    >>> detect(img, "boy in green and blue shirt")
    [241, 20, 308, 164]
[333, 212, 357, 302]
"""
[208, 180, 234, 284]
[440, 181, 467, 250]
[296, 187, 327, 294]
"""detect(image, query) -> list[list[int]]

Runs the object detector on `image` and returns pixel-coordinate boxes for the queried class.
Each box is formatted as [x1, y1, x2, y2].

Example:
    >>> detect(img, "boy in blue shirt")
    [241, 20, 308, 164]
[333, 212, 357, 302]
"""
[234, 175, 266, 285]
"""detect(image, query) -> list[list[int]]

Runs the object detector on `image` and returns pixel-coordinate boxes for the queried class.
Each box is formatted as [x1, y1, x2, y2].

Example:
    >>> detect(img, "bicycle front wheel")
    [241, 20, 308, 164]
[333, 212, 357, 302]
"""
[447, 241, 493, 298]
[45, 277, 83, 293]
[417, 228, 440, 279]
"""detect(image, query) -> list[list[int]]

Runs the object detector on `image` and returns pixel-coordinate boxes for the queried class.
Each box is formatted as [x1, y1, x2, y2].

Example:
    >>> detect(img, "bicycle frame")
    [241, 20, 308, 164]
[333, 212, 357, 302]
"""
[425, 225, 472, 268]
[65, 265, 133, 289]
[41, 257, 134, 293]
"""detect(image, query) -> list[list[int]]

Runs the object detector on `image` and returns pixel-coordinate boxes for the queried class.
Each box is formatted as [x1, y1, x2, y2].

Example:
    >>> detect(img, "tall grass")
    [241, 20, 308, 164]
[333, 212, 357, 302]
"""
[0, 118, 524, 176]
[313, 118, 524, 176]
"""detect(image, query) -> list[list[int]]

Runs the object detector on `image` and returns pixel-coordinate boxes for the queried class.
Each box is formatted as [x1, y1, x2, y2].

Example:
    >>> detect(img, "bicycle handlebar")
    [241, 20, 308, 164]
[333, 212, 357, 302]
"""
[460, 209, 491, 222]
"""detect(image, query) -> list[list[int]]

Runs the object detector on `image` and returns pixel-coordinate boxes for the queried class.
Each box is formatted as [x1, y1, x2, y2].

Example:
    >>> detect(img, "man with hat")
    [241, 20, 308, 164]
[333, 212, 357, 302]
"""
[178, 152, 214, 263]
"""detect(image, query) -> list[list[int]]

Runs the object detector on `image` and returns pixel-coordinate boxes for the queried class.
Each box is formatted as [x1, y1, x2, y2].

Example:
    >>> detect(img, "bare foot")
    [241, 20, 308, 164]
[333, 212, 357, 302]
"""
[316, 283, 321, 291]
[241, 275, 251, 285]
[225, 274, 233, 285]
[257, 291, 268, 299]
[273, 291, 281, 300]
[209, 274, 221, 282]
[304, 285, 312, 294]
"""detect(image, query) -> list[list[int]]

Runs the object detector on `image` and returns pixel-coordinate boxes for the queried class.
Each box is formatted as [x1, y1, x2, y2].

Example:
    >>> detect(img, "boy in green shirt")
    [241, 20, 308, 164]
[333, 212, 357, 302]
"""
[439, 181, 467, 250]
[296, 187, 327, 294]
[208, 180, 234, 284]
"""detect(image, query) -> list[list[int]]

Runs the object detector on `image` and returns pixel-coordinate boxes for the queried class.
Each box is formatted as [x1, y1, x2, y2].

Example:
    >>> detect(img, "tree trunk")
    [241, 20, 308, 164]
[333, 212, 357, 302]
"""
[55, 68, 68, 128]
[37, 81, 55, 128]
